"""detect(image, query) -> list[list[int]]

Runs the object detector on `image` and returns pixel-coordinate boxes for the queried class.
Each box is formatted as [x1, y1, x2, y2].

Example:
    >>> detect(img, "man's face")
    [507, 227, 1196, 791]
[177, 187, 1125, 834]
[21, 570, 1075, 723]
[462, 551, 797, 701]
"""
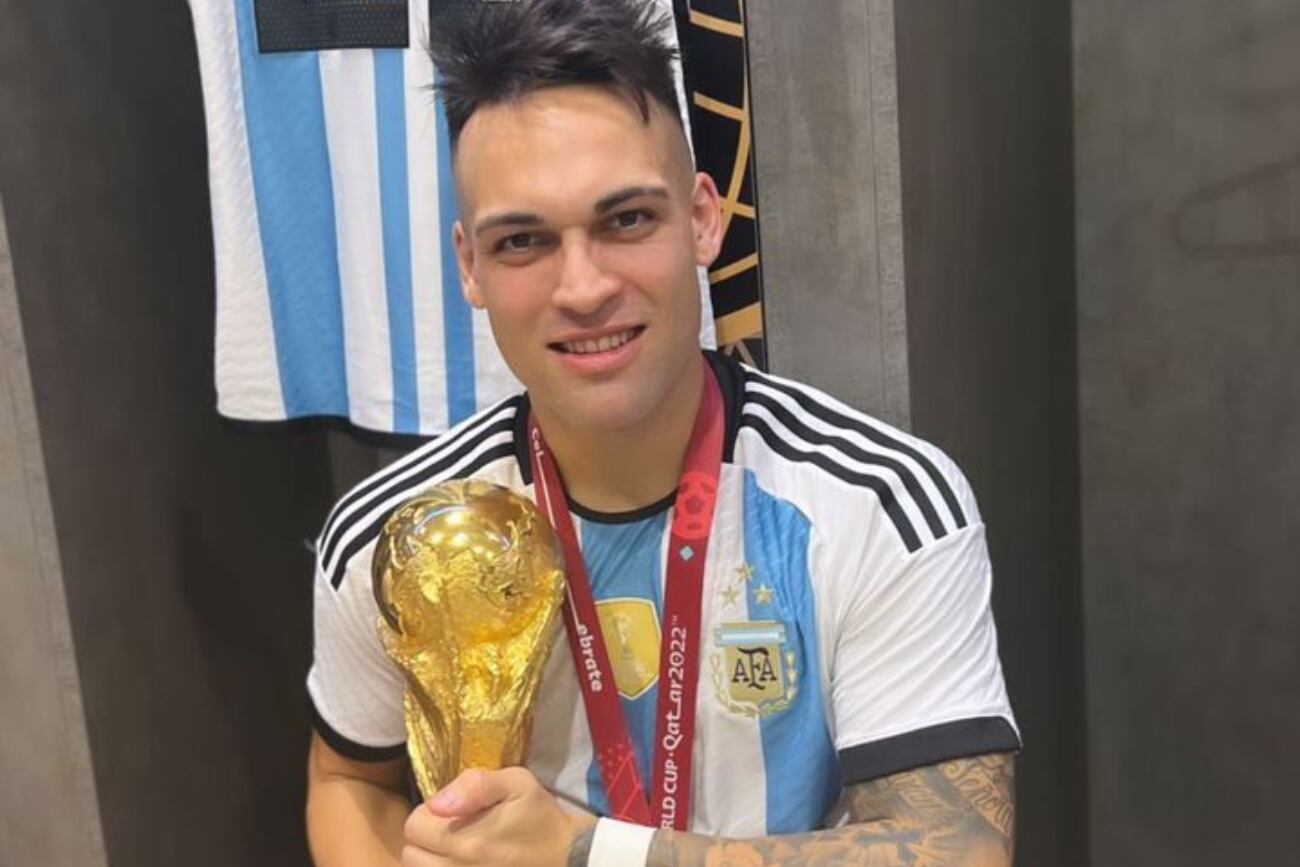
[452, 85, 722, 434]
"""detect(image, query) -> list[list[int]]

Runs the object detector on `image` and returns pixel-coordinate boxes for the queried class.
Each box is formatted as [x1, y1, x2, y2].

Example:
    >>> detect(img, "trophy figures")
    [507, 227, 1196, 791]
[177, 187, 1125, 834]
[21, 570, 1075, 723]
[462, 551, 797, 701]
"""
[372, 480, 566, 798]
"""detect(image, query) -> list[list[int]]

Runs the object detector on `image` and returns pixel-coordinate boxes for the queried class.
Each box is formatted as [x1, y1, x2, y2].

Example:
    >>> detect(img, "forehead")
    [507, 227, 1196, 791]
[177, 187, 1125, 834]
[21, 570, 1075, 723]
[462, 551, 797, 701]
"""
[453, 85, 688, 222]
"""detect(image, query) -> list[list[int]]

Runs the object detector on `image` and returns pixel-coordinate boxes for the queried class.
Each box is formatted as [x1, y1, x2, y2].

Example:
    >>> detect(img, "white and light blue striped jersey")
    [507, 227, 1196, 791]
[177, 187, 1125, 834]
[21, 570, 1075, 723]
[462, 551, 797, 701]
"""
[308, 353, 1019, 833]
[187, 0, 715, 434]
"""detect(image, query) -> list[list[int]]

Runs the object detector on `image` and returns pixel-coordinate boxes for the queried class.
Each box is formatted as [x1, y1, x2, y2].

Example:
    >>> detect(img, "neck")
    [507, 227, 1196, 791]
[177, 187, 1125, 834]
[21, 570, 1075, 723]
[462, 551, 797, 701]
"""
[533, 358, 706, 515]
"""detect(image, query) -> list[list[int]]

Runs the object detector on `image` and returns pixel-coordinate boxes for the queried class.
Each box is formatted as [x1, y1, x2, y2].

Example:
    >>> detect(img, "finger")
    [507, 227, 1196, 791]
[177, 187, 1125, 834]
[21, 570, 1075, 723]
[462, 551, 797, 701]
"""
[400, 843, 448, 867]
[404, 804, 457, 854]
[427, 768, 519, 817]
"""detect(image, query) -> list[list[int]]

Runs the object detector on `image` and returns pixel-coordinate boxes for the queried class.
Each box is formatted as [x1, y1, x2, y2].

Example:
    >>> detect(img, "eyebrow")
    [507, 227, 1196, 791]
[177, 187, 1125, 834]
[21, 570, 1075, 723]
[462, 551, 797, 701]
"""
[473, 185, 671, 235]
[594, 185, 670, 214]
[474, 212, 544, 235]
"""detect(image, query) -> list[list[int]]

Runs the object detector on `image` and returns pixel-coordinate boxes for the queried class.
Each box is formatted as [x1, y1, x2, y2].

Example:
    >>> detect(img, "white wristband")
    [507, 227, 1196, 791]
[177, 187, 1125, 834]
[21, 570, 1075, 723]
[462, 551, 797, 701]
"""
[586, 817, 656, 867]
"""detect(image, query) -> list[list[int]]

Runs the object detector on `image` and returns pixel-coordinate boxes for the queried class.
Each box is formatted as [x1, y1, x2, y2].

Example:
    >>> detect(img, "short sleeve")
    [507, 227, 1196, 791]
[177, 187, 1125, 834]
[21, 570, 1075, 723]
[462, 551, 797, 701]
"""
[827, 519, 1021, 784]
[306, 544, 407, 761]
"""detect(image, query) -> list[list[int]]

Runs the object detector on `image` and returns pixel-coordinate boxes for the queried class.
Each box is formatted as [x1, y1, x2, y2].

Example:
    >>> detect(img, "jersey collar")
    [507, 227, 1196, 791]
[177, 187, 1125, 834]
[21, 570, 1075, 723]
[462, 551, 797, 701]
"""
[511, 350, 744, 521]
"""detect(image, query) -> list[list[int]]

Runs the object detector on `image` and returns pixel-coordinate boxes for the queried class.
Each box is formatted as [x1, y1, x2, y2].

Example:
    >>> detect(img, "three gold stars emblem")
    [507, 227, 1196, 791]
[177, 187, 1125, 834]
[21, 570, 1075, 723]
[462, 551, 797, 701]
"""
[719, 563, 775, 606]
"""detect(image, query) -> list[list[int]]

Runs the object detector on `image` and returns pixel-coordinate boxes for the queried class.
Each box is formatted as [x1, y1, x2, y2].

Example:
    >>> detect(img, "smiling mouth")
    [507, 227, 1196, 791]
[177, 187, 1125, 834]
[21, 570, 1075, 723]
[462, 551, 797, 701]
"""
[551, 326, 645, 355]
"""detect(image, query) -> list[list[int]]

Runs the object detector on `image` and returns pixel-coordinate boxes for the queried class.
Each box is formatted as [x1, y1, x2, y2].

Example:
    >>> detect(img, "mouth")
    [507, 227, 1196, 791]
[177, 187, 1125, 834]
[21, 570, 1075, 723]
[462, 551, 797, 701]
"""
[550, 326, 645, 356]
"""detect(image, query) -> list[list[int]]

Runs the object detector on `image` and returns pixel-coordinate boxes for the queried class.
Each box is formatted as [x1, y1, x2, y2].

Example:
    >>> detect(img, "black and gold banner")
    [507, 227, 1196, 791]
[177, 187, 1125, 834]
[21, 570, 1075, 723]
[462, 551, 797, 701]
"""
[673, 0, 767, 370]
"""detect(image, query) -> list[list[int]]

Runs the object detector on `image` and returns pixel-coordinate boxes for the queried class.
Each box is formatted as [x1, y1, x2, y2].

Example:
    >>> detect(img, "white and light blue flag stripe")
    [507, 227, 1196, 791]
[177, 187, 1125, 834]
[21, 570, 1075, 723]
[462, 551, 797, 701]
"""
[191, 0, 713, 435]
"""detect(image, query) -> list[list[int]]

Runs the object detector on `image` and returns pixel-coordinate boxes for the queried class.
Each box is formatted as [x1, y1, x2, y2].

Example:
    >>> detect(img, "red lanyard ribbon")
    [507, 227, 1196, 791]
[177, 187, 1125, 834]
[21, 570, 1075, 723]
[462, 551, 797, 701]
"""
[527, 358, 724, 830]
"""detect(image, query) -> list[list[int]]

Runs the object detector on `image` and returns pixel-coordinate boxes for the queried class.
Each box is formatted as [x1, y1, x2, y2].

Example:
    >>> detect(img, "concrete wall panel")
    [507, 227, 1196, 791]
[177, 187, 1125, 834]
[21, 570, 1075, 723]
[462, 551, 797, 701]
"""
[748, 0, 911, 427]
[1075, 2, 1300, 863]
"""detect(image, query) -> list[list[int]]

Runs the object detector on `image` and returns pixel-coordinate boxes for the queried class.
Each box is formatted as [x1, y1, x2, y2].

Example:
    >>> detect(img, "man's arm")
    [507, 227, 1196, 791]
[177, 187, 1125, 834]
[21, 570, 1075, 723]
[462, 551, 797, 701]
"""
[305, 731, 411, 867]
[574, 753, 1015, 867]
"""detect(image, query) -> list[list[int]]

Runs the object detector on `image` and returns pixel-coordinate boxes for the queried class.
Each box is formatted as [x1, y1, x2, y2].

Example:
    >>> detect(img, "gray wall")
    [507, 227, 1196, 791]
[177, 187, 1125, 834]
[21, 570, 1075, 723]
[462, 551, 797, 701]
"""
[748, 0, 911, 429]
[0, 2, 336, 864]
[1075, 2, 1300, 863]
[0, 195, 107, 866]
[749, 2, 1087, 864]
[894, 3, 1088, 864]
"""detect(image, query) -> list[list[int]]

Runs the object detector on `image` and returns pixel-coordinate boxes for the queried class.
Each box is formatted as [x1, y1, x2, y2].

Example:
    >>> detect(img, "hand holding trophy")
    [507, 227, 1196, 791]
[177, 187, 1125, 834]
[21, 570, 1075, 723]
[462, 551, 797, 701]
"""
[371, 480, 566, 798]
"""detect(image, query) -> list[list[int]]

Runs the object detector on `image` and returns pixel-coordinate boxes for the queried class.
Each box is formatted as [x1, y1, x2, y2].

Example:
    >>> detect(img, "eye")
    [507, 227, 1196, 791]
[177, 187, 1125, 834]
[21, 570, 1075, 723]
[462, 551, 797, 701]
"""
[607, 208, 657, 235]
[616, 210, 645, 228]
[495, 232, 535, 254]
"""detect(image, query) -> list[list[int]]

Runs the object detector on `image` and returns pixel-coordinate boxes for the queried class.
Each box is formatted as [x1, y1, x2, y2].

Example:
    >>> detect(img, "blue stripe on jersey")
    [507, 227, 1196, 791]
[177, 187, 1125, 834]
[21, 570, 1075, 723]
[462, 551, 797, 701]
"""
[373, 50, 419, 431]
[233, 0, 348, 417]
[434, 101, 478, 424]
[742, 471, 840, 833]
[578, 512, 669, 817]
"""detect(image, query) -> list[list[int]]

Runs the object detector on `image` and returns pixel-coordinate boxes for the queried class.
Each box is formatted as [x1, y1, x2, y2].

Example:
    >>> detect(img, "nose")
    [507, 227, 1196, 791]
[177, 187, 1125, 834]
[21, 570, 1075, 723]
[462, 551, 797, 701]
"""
[551, 234, 622, 316]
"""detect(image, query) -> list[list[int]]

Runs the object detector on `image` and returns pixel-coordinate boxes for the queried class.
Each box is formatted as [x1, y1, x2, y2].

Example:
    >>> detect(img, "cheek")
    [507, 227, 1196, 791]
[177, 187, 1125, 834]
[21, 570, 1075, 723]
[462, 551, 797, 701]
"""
[603, 234, 695, 289]
[478, 265, 555, 328]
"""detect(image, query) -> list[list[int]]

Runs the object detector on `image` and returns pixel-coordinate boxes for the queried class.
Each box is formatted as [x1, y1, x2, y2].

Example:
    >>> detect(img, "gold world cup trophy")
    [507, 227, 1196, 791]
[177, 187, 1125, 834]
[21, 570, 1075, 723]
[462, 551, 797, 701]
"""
[372, 480, 567, 798]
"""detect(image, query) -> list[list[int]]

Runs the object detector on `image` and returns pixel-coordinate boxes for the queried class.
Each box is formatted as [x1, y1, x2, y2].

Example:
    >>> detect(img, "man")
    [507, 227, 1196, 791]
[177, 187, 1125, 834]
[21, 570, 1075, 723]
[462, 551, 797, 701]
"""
[305, 1, 1020, 865]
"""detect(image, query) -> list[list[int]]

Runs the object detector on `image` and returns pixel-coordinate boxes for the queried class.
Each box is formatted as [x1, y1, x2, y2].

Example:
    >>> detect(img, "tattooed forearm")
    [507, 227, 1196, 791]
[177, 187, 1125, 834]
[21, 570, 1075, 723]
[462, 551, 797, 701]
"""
[939, 754, 1014, 838]
[645, 753, 1015, 867]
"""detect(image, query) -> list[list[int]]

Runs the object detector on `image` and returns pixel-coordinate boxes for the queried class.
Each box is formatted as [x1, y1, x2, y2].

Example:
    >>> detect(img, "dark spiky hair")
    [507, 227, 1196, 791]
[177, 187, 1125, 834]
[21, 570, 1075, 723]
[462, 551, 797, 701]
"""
[428, 0, 684, 149]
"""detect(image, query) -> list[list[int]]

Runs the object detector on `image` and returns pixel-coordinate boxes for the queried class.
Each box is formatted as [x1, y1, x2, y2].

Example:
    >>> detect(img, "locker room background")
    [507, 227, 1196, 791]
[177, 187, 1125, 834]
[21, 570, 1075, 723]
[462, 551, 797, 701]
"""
[3, 1, 1298, 865]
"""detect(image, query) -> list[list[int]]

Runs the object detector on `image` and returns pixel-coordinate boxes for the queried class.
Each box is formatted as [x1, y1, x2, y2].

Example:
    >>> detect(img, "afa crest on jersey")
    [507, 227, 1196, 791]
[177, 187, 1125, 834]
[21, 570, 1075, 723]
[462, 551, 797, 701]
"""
[710, 621, 798, 718]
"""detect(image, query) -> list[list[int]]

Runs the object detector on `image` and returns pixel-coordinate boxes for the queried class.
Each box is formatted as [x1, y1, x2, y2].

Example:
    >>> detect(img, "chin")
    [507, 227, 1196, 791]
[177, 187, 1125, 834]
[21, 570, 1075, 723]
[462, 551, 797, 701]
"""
[564, 390, 658, 433]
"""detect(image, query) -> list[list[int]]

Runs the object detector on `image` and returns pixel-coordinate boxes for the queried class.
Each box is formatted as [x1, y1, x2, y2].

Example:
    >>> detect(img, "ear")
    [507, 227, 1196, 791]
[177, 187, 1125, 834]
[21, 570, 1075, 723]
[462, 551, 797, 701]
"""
[690, 172, 725, 269]
[453, 220, 485, 308]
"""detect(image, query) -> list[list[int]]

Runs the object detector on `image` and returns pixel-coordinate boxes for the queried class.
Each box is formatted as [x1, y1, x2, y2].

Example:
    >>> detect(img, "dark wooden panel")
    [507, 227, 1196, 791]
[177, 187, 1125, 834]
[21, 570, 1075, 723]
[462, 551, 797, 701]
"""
[894, 2, 1089, 864]
[0, 2, 335, 863]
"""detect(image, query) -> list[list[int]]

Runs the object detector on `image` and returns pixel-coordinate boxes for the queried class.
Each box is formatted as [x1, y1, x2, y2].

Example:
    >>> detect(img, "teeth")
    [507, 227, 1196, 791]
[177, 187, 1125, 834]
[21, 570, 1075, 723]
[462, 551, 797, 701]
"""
[563, 329, 635, 355]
